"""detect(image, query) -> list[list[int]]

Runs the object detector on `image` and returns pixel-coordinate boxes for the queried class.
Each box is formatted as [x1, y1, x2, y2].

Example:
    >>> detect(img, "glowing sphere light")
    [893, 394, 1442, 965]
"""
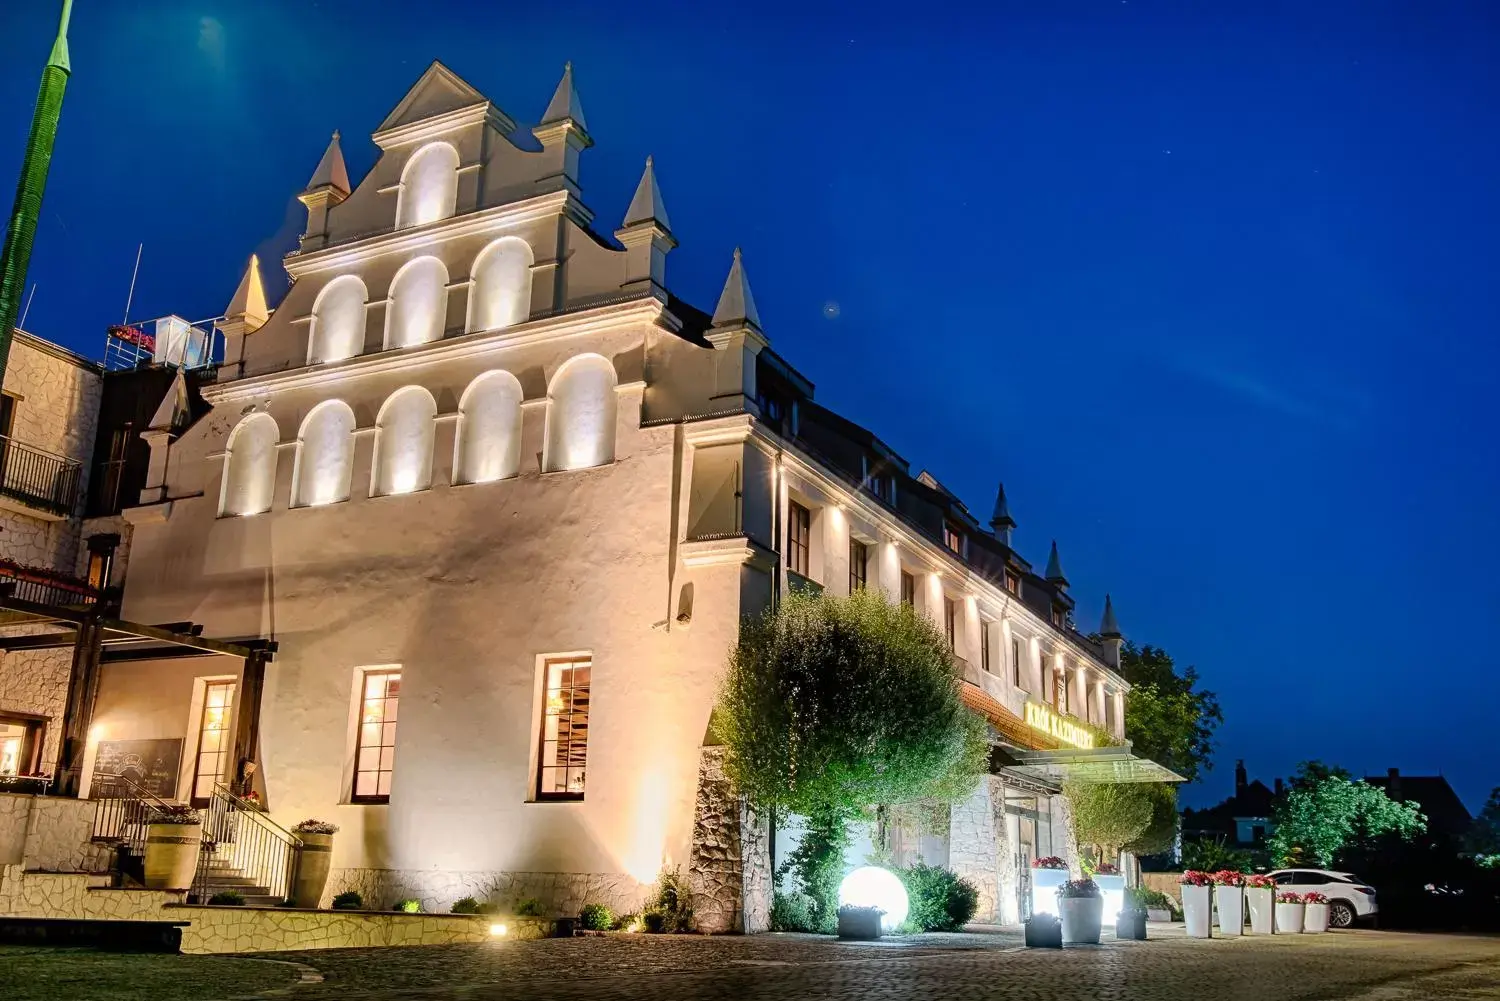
[838, 865, 909, 932]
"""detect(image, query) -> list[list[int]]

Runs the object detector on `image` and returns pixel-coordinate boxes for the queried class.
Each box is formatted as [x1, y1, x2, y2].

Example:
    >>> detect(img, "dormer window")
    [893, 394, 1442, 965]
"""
[1005, 570, 1020, 595]
[943, 523, 963, 556]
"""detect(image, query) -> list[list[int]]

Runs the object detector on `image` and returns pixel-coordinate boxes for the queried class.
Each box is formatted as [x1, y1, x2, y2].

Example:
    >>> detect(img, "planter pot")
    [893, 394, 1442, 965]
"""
[1146, 907, 1173, 923]
[1275, 902, 1305, 934]
[144, 821, 202, 890]
[1245, 887, 1274, 934]
[1095, 874, 1126, 920]
[1058, 895, 1104, 944]
[1304, 902, 1329, 933]
[1214, 885, 1245, 936]
[1030, 867, 1068, 917]
[291, 832, 334, 908]
[1025, 915, 1063, 949]
[1181, 884, 1212, 938]
[1115, 909, 1148, 940]
[837, 908, 883, 940]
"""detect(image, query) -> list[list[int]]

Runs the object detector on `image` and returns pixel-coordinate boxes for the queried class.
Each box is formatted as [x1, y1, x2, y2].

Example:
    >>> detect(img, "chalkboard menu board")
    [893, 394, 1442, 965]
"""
[91, 738, 183, 800]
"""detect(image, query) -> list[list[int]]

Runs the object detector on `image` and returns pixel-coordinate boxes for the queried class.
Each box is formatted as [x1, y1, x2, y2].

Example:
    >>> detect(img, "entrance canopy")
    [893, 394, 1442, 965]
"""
[1006, 746, 1186, 785]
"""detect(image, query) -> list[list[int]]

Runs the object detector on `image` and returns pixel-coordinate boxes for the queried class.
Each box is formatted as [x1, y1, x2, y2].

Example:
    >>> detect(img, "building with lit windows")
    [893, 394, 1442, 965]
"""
[13, 62, 1176, 929]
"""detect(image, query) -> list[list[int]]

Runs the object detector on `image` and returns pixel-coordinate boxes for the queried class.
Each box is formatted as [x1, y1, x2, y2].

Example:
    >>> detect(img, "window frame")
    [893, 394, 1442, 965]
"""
[943, 596, 957, 651]
[900, 570, 915, 607]
[980, 620, 991, 673]
[189, 681, 236, 807]
[848, 538, 868, 592]
[351, 669, 401, 805]
[1012, 637, 1023, 689]
[943, 523, 963, 556]
[787, 502, 812, 577]
[534, 655, 592, 802]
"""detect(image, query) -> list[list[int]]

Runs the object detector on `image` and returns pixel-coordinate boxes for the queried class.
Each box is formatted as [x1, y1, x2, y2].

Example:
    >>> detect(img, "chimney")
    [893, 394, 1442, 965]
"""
[1388, 767, 1402, 801]
[1274, 777, 1284, 797]
[1235, 759, 1247, 797]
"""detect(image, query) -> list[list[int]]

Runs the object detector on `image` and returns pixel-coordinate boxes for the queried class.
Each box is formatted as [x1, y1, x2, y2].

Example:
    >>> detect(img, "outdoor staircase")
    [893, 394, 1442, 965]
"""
[196, 851, 280, 907]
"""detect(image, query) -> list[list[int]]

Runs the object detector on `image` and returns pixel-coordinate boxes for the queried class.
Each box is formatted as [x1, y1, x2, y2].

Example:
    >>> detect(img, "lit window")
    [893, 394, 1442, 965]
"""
[788, 502, 811, 577]
[354, 671, 400, 803]
[980, 621, 991, 673]
[900, 570, 915, 607]
[191, 681, 235, 806]
[943, 523, 963, 555]
[537, 657, 591, 800]
[944, 596, 956, 651]
[1005, 571, 1020, 595]
[849, 539, 868, 592]
[1012, 638, 1023, 690]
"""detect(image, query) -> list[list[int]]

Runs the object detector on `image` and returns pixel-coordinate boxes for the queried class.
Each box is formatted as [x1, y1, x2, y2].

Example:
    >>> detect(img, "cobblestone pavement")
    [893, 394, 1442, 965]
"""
[277, 928, 1500, 1001]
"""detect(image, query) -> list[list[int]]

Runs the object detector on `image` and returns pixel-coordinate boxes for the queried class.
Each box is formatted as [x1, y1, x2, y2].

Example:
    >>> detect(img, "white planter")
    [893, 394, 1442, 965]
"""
[1030, 867, 1068, 917]
[1058, 895, 1103, 944]
[1304, 902, 1329, 933]
[1181, 884, 1212, 938]
[1245, 887, 1274, 934]
[1146, 907, 1173, 923]
[1095, 874, 1126, 920]
[1214, 885, 1245, 936]
[1276, 901, 1305, 934]
[144, 821, 202, 890]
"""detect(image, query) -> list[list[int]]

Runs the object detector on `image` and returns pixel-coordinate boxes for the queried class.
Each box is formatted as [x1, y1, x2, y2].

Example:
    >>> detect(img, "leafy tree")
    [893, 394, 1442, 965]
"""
[1116, 642, 1222, 784]
[1181, 836, 1253, 873]
[1122, 782, 1179, 857]
[1066, 781, 1154, 863]
[717, 588, 990, 927]
[1463, 787, 1500, 857]
[1269, 762, 1426, 868]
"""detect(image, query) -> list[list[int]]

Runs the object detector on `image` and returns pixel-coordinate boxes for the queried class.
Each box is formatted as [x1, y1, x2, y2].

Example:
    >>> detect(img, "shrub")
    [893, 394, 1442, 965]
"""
[515, 897, 544, 917]
[613, 912, 640, 932]
[451, 897, 483, 915]
[1181, 837, 1252, 874]
[275, 898, 297, 908]
[1127, 887, 1176, 914]
[393, 898, 422, 913]
[644, 866, 693, 932]
[899, 862, 979, 932]
[579, 903, 614, 930]
[641, 908, 668, 934]
[292, 819, 339, 836]
[331, 891, 363, 910]
[770, 891, 818, 932]
[207, 890, 245, 906]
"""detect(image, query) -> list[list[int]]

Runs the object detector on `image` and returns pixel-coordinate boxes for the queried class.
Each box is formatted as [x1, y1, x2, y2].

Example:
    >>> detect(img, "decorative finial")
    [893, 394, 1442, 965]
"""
[332, 129, 341, 141]
[645, 154, 654, 167]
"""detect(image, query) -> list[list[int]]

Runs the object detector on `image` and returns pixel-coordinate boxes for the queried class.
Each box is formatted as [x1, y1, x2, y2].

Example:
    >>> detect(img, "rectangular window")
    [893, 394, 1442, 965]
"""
[944, 596, 956, 651]
[943, 523, 963, 555]
[1012, 638, 1023, 689]
[191, 681, 235, 806]
[1005, 571, 1020, 595]
[900, 570, 915, 607]
[849, 539, 868, 592]
[1057, 670, 1068, 714]
[537, 656, 591, 800]
[980, 621, 991, 673]
[788, 502, 811, 577]
[353, 670, 400, 803]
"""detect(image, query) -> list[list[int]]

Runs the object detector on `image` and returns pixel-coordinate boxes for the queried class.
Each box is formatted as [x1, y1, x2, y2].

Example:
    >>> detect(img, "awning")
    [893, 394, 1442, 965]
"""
[1007, 745, 1187, 785]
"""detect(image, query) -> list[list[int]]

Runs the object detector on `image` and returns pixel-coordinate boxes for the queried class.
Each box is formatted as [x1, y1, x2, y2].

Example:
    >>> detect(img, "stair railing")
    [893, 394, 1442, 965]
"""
[192, 783, 302, 904]
[90, 773, 186, 886]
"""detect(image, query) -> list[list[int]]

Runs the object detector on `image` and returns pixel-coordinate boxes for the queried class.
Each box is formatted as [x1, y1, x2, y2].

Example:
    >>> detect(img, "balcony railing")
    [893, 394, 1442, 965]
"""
[0, 558, 102, 609]
[0, 434, 83, 517]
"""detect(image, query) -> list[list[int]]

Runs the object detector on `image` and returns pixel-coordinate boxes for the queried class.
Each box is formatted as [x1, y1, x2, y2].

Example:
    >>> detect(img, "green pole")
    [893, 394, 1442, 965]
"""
[0, 0, 74, 386]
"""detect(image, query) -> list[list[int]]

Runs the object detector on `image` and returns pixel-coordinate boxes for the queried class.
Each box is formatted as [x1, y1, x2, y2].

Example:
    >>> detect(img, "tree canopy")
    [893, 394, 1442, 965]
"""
[1465, 787, 1500, 858]
[1269, 761, 1427, 868]
[1066, 781, 1154, 862]
[1122, 782, 1180, 857]
[716, 586, 989, 819]
[1116, 641, 1222, 784]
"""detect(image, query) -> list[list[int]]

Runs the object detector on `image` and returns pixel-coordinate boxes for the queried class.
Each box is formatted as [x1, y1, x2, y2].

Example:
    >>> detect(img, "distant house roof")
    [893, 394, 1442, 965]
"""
[1364, 772, 1472, 841]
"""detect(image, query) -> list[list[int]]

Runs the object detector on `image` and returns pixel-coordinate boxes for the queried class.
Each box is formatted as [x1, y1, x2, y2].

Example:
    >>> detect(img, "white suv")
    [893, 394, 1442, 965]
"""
[1268, 868, 1378, 928]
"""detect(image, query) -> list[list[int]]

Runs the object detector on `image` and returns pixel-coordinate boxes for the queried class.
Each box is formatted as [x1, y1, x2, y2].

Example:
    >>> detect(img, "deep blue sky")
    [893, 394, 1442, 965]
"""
[4, 1, 1497, 810]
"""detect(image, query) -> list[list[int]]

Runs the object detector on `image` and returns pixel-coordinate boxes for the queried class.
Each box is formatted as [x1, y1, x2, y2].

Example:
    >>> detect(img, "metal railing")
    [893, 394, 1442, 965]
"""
[0, 558, 101, 608]
[90, 773, 181, 857]
[193, 783, 302, 904]
[0, 434, 83, 517]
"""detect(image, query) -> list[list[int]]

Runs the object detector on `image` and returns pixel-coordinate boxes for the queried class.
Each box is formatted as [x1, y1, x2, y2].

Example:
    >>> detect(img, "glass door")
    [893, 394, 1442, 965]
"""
[190, 682, 235, 806]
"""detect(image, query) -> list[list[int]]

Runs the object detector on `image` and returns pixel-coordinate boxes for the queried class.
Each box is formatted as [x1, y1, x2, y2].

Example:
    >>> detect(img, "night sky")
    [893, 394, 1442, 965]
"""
[3, 2, 1496, 810]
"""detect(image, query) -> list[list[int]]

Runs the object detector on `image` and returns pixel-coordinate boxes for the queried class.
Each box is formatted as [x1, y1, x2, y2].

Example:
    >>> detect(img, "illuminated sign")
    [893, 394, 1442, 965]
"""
[1025, 701, 1095, 750]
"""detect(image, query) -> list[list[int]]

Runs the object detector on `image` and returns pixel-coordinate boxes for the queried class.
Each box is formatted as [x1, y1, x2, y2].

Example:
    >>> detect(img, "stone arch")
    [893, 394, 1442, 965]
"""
[395, 141, 460, 229]
[308, 274, 367, 365]
[454, 370, 523, 484]
[292, 400, 356, 507]
[543, 353, 617, 472]
[385, 256, 449, 350]
[468, 236, 533, 333]
[219, 412, 279, 516]
[372, 385, 438, 496]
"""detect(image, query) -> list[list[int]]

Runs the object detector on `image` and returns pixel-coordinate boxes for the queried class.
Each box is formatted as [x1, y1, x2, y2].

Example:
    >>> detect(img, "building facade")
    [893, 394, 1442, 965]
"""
[41, 62, 1159, 928]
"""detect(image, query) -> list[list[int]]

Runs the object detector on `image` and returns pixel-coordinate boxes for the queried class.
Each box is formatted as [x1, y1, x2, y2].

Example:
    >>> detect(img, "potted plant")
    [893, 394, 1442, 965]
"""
[290, 819, 339, 908]
[1092, 861, 1126, 921]
[1116, 888, 1148, 940]
[837, 904, 884, 940]
[1024, 912, 1063, 948]
[1244, 874, 1275, 934]
[1179, 870, 1213, 938]
[144, 804, 202, 890]
[1302, 891, 1330, 933]
[1211, 870, 1246, 937]
[1057, 877, 1104, 944]
[1275, 891, 1305, 933]
[1031, 856, 1069, 917]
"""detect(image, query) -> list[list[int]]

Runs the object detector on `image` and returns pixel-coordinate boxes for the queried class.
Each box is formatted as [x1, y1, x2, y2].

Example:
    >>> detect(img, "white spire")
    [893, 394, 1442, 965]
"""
[224, 255, 269, 328]
[540, 61, 588, 131]
[305, 130, 350, 195]
[622, 156, 671, 232]
[712, 248, 762, 329]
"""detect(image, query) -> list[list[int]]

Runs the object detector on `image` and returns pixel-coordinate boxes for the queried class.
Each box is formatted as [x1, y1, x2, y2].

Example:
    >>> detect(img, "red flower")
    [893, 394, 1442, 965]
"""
[1033, 856, 1068, 870]
[1276, 892, 1303, 904]
[1302, 892, 1328, 905]
[1211, 870, 1246, 887]
[1178, 870, 1213, 887]
[1244, 874, 1275, 889]
[1094, 862, 1119, 876]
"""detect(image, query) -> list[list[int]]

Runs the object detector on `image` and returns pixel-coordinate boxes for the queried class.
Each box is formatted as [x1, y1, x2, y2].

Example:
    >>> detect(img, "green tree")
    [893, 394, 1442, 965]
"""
[717, 588, 990, 927]
[1465, 787, 1500, 857]
[1181, 836, 1253, 873]
[1117, 642, 1222, 784]
[1066, 781, 1154, 863]
[1268, 762, 1427, 868]
[1122, 782, 1180, 857]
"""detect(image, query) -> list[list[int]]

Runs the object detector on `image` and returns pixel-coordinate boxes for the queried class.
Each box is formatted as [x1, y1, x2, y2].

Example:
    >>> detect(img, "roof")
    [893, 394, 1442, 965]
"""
[1364, 774, 1472, 837]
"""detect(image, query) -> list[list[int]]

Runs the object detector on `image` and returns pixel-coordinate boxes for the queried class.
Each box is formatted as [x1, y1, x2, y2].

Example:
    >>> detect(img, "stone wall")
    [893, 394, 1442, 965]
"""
[687, 744, 770, 933]
[325, 867, 647, 918]
[1141, 871, 1184, 906]
[170, 905, 549, 954]
[0, 648, 72, 775]
[0, 865, 180, 919]
[948, 777, 1002, 923]
[0, 794, 109, 872]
